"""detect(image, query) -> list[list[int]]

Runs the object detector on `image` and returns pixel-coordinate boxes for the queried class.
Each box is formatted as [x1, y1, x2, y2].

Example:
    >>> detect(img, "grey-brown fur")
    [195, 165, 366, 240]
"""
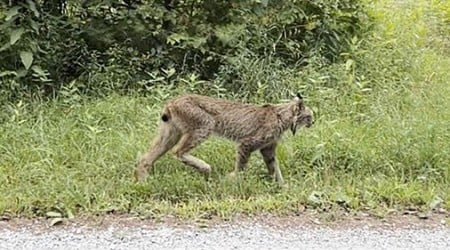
[135, 94, 314, 185]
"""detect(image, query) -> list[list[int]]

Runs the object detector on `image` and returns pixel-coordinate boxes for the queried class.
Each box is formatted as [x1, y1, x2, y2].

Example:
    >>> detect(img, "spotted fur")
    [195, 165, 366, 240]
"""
[135, 94, 314, 185]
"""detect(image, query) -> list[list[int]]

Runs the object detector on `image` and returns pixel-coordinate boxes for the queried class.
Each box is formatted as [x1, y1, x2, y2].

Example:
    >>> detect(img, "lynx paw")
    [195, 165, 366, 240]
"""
[134, 168, 148, 182]
[199, 166, 211, 174]
[228, 171, 238, 179]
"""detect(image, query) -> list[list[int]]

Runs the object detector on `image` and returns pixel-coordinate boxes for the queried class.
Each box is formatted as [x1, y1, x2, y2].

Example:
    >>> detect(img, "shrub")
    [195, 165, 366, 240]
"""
[0, 0, 368, 100]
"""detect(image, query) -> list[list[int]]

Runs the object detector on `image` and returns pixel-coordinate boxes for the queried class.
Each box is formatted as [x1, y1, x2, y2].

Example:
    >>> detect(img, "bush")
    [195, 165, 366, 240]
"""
[0, 0, 368, 100]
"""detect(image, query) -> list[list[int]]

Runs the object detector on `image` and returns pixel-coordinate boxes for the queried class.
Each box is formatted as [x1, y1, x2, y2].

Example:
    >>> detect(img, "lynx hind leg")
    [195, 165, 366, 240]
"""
[173, 130, 212, 174]
[260, 144, 284, 185]
[135, 122, 181, 182]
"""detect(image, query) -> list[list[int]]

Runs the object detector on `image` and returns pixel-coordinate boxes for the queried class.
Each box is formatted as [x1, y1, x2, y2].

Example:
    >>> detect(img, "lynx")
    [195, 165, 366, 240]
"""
[135, 93, 314, 185]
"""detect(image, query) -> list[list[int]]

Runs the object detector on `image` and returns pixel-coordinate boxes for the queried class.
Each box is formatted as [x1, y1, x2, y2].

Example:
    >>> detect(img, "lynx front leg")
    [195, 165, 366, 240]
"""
[173, 131, 211, 174]
[229, 144, 252, 178]
[260, 143, 284, 185]
[135, 124, 181, 182]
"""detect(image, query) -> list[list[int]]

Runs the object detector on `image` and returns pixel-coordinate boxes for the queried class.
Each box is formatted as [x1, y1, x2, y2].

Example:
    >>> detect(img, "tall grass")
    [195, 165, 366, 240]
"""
[0, 0, 449, 218]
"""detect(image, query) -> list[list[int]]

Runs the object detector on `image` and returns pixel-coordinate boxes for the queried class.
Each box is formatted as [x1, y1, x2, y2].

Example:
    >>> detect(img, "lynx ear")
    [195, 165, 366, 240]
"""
[293, 93, 303, 103]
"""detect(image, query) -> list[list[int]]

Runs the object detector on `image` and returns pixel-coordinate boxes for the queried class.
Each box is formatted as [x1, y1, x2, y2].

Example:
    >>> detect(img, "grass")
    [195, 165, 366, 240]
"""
[0, 0, 449, 219]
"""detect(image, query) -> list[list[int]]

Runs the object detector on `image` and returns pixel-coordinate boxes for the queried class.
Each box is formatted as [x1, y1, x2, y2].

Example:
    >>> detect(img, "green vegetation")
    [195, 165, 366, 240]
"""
[0, 0, 366, 99]
[0, 0, 449, 219]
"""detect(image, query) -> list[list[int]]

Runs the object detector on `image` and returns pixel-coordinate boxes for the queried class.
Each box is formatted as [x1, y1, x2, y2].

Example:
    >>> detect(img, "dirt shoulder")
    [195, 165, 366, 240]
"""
[1, 209, 448, 233]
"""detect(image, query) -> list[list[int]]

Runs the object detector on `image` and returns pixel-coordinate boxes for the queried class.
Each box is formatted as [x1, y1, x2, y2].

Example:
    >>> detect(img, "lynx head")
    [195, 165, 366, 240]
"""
[290, 93, 314, 135]
[299, 107, 314, 128]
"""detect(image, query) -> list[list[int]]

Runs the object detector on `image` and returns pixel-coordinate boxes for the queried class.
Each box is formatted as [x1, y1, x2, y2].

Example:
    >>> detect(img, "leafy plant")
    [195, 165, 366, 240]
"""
[1, 0, 368, 100]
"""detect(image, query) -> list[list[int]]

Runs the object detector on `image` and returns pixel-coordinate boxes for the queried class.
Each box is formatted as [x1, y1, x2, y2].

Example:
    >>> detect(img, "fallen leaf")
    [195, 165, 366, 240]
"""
[46, 211, 62, 218]
[417, 213, 430, 220]
[49, 217, 64, 227]
[429, 196, 443, 210]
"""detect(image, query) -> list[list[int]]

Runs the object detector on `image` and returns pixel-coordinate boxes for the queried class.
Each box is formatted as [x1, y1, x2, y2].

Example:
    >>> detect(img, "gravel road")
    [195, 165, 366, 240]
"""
[1, 218, 449, 250]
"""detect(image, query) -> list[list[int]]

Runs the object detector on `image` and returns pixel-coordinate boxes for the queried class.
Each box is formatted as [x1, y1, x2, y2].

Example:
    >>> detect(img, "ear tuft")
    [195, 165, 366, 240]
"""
[293, 92, 303, 103]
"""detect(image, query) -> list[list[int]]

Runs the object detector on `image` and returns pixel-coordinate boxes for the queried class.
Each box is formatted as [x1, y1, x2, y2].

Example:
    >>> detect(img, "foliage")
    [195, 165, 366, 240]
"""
[1, 0, 367, 99]
[0, 0, 93, 99]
